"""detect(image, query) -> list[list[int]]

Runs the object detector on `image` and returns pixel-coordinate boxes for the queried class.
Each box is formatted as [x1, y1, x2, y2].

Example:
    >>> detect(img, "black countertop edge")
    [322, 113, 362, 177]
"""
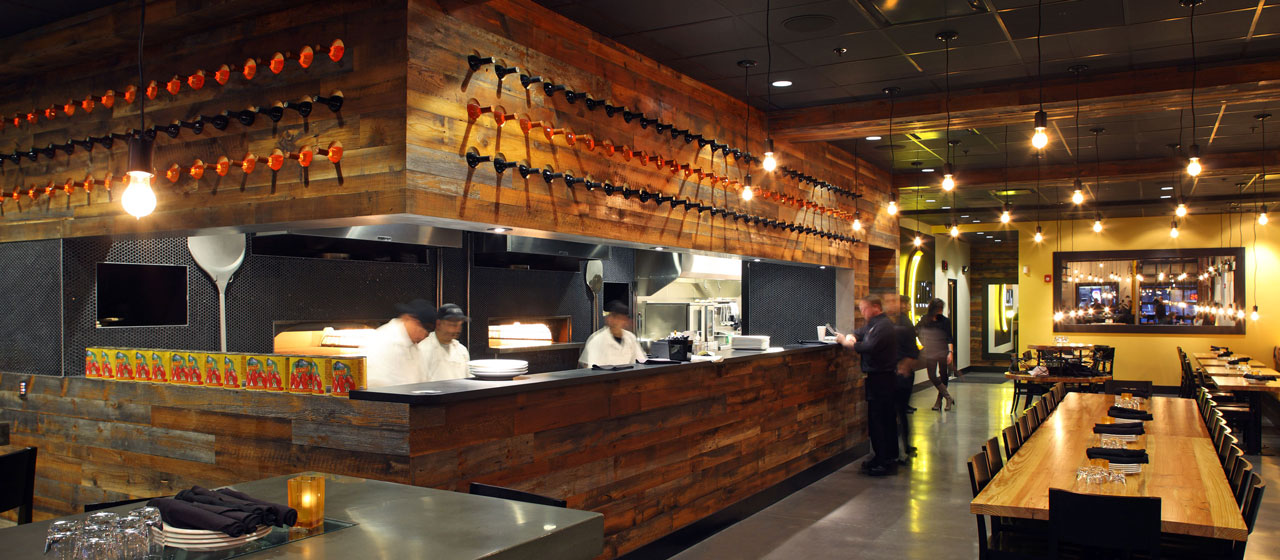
[349, 343, 838, 405]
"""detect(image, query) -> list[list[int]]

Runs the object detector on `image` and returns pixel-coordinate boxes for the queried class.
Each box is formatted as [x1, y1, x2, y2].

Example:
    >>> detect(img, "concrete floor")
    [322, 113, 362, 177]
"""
[671, 374, 1280, 560]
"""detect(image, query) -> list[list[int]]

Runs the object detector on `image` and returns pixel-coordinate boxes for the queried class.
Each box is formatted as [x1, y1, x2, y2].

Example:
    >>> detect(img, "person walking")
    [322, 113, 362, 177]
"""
[837, 295, 898, 476]
[915, 298, 956, 411]
[892, 295, 920, 459]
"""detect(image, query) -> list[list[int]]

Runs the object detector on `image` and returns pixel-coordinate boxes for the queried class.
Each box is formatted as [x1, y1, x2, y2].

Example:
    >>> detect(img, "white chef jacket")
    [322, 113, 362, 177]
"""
[578, 328, 647, 368]
[363, 318, 432, 388]
[421, 332, 470, 381]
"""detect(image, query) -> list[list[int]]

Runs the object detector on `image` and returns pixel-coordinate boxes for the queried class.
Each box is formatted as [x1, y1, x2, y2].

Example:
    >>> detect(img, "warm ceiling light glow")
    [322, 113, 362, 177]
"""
[887, 198, 898, 215]
[1158, 272, 1166, 281]
[1072, 189, 1084, 205]
[1186, 144, 1202, 176]
[1236, 308, 1246, 320]
[741, 174, 754, 201]
[1031, 110, 1048, 149]
[771, 80, 793, 87]
[1259, 211, 1268, 225]
[1169, 220, 1180, 238]
[941, 164, 956, 191]
[949, 224, 960, 237]
[1034, 226, 1044, 243]
[1251, 306, 1260, 321]
[1053, 311, 1064, 322]
[121, 171, 156, 219]
[921, 168, 935, 173]
[913, 235, 923, 247]
[852, 217, 863, 232]
[1092, 218, 1102, 232]
[1175, 202, 1187, 217]
[865, 136, 882, 141]
[1000, 208, 1011, 224]
[761, 139, 777, 172]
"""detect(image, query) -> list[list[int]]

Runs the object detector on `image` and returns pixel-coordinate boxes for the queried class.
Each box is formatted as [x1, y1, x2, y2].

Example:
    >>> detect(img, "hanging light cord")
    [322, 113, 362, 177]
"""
[766, 0, 772, 110]
[1037, 0, 1043, 111]
[1003, 125, 1010, 207]
[1189, 4, 1197, 148]
[1094, 129, 1102, 215]
[138, 0, 146, 134]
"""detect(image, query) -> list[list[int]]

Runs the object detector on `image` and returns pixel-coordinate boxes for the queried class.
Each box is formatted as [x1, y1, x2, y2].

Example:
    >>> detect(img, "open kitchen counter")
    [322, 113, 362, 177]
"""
[0, 343, 863, 558]
[350, 343, 837, 404]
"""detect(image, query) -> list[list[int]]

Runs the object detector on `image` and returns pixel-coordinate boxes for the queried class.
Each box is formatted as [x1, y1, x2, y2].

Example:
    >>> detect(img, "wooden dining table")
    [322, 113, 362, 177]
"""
[1192, 351, 1259, 362]
[972, 392, 1248, 541]
[1210, 375, 1280, 454]
[1197, 357, 1266, 368]
[1202, 366, 1280, 377]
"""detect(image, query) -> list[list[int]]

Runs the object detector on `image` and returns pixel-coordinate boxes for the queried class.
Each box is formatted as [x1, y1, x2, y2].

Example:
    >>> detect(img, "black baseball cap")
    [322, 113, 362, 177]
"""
[605, 300, 629, 315]
[438, 303, 470, 322]
[395, 299, 437, 327]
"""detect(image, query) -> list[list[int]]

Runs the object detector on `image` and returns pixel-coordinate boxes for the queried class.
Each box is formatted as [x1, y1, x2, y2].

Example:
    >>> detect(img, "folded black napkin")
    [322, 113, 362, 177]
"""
[216, 488, 298, 527]
[1228, 357, 1252, 365]
[591, 364, 634, 371]
[146, 497, 249, 537]
[1244, 373, 1278, 381]
[185, 501, 265, 529]
[1218, 351, 1234, 357]
[642, 359, 680, 365]
[1086, 447, 1149, 464]
[176, 487, 273, 525]
[1108, 406, 1153, 421]
[1093, 422, 1144, 435]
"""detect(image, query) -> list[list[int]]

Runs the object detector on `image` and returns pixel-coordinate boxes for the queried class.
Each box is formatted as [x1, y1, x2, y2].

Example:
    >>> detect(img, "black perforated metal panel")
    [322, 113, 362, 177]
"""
[0, 240, 64, 376]
[744, 261, 836, 346]
[62, 236, 221, 377]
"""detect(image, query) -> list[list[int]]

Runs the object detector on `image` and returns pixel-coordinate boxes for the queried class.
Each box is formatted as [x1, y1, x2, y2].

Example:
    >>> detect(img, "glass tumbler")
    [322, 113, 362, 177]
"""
[45, 524, 79, 560]
[130, 506, 165, 558]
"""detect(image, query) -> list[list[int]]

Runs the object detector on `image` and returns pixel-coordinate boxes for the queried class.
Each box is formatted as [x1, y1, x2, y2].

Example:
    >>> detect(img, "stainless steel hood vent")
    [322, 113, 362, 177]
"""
[262, 224, 463, 247]
[473, 233, 610, 271]
[635, 250, 682, 297]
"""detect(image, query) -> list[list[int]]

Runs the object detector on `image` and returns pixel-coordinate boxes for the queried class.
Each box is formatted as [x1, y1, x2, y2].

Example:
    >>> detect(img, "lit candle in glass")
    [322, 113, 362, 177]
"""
[287, 475, 325, 529]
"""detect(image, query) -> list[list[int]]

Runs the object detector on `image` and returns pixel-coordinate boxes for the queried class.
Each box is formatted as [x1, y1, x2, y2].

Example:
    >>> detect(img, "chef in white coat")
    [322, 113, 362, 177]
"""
[579, 300, 647, 368]
[364, 299, 436, 388]
[422, 303, 471, 381]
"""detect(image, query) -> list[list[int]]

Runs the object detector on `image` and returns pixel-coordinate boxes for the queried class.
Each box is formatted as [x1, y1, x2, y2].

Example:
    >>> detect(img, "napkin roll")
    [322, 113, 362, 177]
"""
[1093, 422, 1144, 435]
[1085, 447, 1149, 464]
[146, 498, 249, 537]
[1107, 406, 1153, 421]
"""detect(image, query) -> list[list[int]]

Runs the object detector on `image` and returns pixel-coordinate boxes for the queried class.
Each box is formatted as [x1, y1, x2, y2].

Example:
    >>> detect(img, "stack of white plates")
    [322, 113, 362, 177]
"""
[468, 359, 529, 380]
[153, 523, 271, 551]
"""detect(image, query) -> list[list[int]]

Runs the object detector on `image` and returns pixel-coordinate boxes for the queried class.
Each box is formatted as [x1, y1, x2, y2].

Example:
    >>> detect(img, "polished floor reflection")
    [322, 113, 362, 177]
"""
[671, 374, 1280, 560]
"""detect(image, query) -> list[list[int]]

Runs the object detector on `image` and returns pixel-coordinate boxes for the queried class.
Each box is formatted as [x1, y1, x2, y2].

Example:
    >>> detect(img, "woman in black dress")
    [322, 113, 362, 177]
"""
[915, 298, 956, 411]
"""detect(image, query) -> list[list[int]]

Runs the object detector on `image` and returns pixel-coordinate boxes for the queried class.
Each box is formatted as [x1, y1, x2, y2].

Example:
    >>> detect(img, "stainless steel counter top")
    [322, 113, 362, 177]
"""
[350, 342, 837, 405]
[0, 472, 603, 560]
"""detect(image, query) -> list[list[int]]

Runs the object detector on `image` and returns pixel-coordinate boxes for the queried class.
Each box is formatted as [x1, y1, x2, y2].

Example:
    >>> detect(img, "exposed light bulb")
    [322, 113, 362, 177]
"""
[1237, 309, 1246, 320]
[1034, 226, 1043, 243]
[741, 174, 754, 201]
[761, 138, 777, 172]
[1031, 110, 1048, 149]
[1000, 208, 1011, 224]
[887, 198, 898, 215]
[1136, 274, 1144, 282]
[949, 224, 960, 237]
[1072, 189, 1084, 205]
[1170, 222, 1179, 238]
[852, 217, 862, 232]
[1158, 272, 1166, 281]
[1186, 144, 1201, 176]
[1251, 305, 1260, 321]
[1175, 202, 1187, 217]
[1053, 311, 1064, 322]
[913, 235, 923, 247]
[942, 174, 955, 191]
[1260, 211, 1269, 225]
[1092, 219, 1102, 232]
[122, 170, 156, 219]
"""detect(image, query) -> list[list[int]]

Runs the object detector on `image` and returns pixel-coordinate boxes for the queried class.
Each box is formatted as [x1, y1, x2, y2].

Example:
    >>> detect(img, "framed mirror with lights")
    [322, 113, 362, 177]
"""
[1052, 248, 1246, 334]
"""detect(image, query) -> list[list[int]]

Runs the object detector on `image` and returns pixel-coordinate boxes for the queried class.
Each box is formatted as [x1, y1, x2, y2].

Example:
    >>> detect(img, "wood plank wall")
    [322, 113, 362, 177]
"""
[406, 0, 897, 267]
[0, 346, 863, 560]
[0, 372, 411, 521]
[0, 1, 408, 241]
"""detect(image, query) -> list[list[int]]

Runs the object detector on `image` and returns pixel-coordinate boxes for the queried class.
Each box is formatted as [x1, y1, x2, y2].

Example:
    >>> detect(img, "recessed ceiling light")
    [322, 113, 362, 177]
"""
[652, 246, 665, 251]
[1161, 186, 1174, 190]
[865, 136, 882, 141]
[753, 258, 762, 262]
[771, 80, 793, 87]
[942, 206, 952, 209]
[1160, 195, 1172, 199]
[972, 220, 981, 223]
[995, 239, 1002, 242]
[819, 265, 827, 270]
[921, 168, 935, 173]
[961, 215, 970, 218]
[488, 227, 510, 233]
[926, 199, 936, 203]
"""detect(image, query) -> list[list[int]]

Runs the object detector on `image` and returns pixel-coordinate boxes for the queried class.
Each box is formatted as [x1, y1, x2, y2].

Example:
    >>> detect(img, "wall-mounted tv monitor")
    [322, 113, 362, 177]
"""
[96, 263, 188, 327]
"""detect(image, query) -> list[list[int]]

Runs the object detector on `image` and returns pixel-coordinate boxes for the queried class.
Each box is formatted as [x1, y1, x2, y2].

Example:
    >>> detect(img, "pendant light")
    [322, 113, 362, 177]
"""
[1069, 65, 1087, 206]
[911, 160, 923, 246]
[122, 0, 156, 219]
[1258, 113, 1270, 225]
[1000, 125, 1012, 224]
[938, 31, 957, 191]
[1034, 153, 1044, 243]
[761, 0, 778, 173]
[1031, 0, 1048, 150]
[1170, 219, 1180, 238]
[1184, 0, 1203, 178]
[885, 86, 900, 221]
[738, 60, 756, 201]
[1092, 127, 1105, 232]
[949, 224, 960, 238]
[1092, 216, 1103, 233]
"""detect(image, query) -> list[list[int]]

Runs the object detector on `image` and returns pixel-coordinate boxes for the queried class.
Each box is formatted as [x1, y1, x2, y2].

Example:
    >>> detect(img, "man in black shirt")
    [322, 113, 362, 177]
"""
[893, 295, 920, 459]
[837, 295, 899, 476]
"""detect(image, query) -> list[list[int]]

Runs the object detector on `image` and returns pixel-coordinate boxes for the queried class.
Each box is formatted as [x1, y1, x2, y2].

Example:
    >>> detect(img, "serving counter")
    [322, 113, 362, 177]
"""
[0, 343, 864, 558]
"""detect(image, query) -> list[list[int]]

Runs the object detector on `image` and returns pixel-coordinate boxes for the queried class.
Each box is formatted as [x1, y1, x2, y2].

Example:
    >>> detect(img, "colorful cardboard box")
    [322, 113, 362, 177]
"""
[166, 351, 190, 384]
[84, 348, 102, 378]
[131, 350, 154, 382]
[147, 350, 169, 383]
[288, 356, 325, 395]
[325, 356, 365, 397]
[97, 348, 116, 380]
[221, 353, 244, 389]
[244, 354, 286, 391]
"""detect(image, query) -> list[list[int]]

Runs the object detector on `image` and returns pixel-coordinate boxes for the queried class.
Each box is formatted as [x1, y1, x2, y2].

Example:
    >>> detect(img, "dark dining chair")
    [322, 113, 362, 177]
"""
[1231, 456, 1253, 507]
[1103, 379, 1152, 398]
[984, 437, 1004, 476]
[0, 446, 37, 524]
[1048, 488, 1161, 559]
[1003, 425, 1022, 460]
[468, 482, 566, 508]
[968, 452, 1044, 560]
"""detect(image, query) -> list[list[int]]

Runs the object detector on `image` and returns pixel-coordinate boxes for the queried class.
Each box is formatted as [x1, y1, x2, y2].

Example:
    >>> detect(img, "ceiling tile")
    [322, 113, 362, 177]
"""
[628, 16, 765, 59]
[736, 0, 877, 44]
[819, 55, 923, 86]
[780, 30, 902, 65]
[673, 45, 807, 81]
[998, 0, 1126, 40]
[880, 14, 1008, 55]
[576, 0, 734, 36]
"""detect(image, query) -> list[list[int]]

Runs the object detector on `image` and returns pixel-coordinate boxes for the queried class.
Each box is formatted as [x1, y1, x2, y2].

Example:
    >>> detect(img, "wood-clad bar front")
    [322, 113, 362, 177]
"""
[1, 345, 859, 557]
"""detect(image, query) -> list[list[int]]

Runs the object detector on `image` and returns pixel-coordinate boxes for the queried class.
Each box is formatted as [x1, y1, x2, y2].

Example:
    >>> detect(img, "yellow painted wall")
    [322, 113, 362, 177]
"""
[1005, 214, 1278, 387]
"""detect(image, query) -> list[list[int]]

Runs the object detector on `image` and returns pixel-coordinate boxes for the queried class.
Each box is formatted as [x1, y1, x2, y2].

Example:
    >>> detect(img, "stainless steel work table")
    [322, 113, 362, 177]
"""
[0, 472, 604, 560]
